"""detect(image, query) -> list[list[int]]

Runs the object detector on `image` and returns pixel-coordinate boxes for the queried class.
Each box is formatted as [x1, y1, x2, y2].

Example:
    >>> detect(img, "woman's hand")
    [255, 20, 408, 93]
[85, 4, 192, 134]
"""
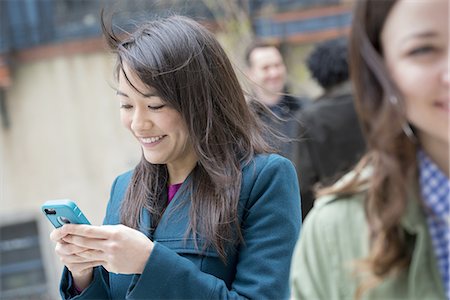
[50, 227, 102, 290]
[51, 224, 154, 275]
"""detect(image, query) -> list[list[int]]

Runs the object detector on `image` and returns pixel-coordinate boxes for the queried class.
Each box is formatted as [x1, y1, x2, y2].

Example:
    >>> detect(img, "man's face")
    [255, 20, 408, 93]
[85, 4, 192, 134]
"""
[248, 46, 287, 96]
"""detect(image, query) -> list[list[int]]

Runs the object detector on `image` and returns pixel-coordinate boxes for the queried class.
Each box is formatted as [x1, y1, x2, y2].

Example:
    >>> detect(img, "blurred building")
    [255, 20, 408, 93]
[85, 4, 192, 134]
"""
[0, 0, 351, 299]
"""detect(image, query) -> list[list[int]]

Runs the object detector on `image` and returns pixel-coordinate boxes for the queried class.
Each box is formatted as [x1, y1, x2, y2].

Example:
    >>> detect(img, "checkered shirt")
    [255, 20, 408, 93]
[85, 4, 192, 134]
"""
[418, 149, 450, 299]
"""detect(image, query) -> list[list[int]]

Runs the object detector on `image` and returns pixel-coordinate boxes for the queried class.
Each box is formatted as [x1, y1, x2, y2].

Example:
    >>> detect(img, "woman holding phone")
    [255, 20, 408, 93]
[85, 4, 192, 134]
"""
[50, 14, 301, 299]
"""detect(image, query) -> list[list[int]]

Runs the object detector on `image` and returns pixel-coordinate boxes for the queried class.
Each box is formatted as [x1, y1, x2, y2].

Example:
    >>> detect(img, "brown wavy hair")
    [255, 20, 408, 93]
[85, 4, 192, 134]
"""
[101, 14, 276, 261]
[318, 0, 417, 297]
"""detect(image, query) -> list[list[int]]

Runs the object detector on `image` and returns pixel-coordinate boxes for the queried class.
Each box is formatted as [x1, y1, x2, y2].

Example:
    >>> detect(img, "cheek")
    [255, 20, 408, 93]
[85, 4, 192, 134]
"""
[120, 112, 132, 130]
[169, 120, 190, 144]
[171, 123, 189, 140]
[254, 69, 267, 80]
[391, 64, 428, 106]
[391, 64, 444, 134]
[277, 65, 286, 77]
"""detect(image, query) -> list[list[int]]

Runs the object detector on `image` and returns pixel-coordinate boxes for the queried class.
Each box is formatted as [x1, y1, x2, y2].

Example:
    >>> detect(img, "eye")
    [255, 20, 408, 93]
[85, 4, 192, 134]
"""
[408, 45, 435, 56]
[148, 105, 165, 110]
[120, 104, 133, 110]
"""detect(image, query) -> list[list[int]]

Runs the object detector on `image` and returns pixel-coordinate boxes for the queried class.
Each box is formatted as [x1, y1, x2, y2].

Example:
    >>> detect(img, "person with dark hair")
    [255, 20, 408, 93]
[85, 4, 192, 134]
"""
[291, 0, 448, 299]
[306, 38, 350, 90]
[49, 15, 301, 299]
[245, 40, 309, 158]
[290, 37, 366, 220]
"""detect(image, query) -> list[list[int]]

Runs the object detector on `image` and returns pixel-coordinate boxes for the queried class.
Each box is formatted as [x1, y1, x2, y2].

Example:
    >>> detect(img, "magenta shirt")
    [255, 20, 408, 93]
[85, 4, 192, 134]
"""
[168, 183, 183, 204]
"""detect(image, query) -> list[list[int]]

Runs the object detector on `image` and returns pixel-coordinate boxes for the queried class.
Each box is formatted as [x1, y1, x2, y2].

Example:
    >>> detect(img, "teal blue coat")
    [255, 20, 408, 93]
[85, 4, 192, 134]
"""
[60, 154, 301, 299]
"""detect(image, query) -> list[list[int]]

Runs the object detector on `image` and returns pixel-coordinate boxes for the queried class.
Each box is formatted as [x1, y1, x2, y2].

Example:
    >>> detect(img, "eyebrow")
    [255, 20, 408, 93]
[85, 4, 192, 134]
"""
[115, 90, 158, 98]
[401, 31, 438, 43]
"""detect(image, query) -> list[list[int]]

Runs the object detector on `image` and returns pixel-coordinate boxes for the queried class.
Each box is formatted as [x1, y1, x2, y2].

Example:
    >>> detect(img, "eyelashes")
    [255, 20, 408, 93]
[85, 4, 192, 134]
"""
[408, 45, 435, 56]
[148, 105, 166, 110]
[119, 104, 166, 110]
[120, 104, 133, 109]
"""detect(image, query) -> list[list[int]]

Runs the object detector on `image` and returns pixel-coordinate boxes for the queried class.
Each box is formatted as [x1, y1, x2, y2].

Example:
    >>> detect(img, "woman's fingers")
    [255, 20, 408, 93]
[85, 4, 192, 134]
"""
[62, 234, 106, 251]
[75, 249, 105, 261]
[55, 240, 88, 255]
[53, 225, 112, 251]
[53, 224, 153, 275]
[56, 245, 105, 269]
[50, 227, 68, 242]
[60, 224, 110, 239]
[51, 226, 108, 277]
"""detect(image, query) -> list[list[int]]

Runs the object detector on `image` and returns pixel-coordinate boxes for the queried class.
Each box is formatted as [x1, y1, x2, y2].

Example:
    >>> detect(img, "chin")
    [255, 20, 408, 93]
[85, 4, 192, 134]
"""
[270, 85, 285, 94]
[143, 155, 164, 165]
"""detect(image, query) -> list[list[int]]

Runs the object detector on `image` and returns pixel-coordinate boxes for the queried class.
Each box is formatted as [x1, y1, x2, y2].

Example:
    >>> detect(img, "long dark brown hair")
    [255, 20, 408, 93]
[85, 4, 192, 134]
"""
[101, 14, 275, 260]
[318, 0, 417, 296]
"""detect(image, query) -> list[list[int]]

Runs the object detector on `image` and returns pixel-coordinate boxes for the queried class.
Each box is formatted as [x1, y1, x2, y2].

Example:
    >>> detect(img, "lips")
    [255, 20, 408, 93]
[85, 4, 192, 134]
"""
[138, 135, 166, 144]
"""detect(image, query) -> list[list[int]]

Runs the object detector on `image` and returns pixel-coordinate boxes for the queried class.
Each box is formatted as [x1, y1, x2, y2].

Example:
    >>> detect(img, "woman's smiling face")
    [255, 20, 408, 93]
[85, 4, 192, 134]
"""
[117, 65, 198, 175]
[381, 0, 449, 170]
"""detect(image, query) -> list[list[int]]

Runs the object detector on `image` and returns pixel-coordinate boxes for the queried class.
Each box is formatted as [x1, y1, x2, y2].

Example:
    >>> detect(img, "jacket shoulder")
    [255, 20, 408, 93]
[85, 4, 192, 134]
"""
[307, 192, 366, 226]
[240, 153, 300, 211]
[248, 153, 293, 168]
[309, 167, 371, 219]
[241, 154, 297, 195]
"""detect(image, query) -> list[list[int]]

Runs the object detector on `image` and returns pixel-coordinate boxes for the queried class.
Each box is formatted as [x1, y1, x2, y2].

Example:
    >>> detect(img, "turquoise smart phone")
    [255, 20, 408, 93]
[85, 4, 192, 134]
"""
[41, 199, 90, 228]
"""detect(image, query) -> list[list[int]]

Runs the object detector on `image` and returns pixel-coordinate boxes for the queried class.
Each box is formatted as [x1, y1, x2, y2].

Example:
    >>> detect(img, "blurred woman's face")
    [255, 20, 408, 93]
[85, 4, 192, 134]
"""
[381, 0, 449, 170]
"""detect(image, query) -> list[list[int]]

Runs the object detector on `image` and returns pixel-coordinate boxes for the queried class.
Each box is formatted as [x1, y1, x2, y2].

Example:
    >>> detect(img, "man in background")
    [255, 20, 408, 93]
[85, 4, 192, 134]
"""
[245, 41, 309, 158]
[291, 37, 366, 220]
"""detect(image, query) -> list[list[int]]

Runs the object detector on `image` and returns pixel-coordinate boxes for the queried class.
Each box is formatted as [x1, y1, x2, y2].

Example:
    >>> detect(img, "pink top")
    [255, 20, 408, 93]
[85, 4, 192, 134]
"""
[168, 183, 183, 204]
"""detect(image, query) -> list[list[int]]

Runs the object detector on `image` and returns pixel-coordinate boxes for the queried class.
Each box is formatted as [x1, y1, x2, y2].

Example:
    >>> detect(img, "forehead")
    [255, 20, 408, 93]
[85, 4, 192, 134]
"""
[118, 64, 156, 95]
[249, 47, 283, 66]
[381, 0, 448, 48]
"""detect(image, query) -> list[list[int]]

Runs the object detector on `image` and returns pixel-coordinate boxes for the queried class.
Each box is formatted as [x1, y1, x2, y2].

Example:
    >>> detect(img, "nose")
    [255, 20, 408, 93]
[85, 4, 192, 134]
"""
[130, 108, 152, 133]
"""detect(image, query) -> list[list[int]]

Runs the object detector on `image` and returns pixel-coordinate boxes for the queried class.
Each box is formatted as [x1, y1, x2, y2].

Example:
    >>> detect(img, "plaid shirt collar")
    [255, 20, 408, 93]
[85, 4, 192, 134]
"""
[417, 149, 450, 299]
[418, 149, 450, 222]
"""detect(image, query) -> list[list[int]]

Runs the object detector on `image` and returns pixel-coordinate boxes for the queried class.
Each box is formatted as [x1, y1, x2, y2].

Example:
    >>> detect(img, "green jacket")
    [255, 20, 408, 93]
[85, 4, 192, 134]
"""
[290, 180, 445, 299]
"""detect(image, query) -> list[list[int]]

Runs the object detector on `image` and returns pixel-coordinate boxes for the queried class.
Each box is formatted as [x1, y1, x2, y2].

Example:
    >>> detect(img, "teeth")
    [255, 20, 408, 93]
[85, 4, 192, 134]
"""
[141, 135, 164, 143]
